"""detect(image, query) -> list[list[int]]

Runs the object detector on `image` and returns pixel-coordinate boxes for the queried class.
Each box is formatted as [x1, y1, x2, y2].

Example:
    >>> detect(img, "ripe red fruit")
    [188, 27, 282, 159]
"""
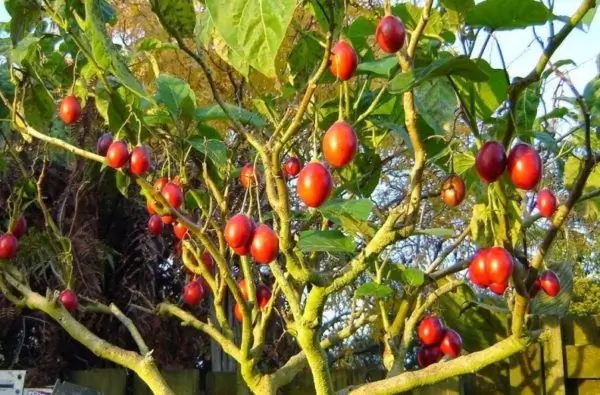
[439, 329, 462, 358]
[238, 279, 250, 300]
[507, 143, 542, 190]
[0, 234, 18, 260]
[475, 141, 506, 183]
[154, 177, 168, 192]
[417, 346, 443, 368]
[240, 164, 259, 188]
[417, 315, 445, 346]
[183, 281, 205, 306]
[297, 162, 333, 208]
[329, 40, 358, 81]
[322, 121, 358, 168]
[440, 175, 466, 207]
[58, 96, 81, 125]
[148, 215, 163, 235]
[201, 251, 214, 272]
[173, 222, 189, 240]
[233, 243, 251, 256]
[10, 216, 27, 239]
[234, 303, 244, 322]
[536, 188, 557, 218]
[539, 271, 560, 297]
[256, 284, 272, 310]
[162, 215, 174, 225]
[224, 214, 254, 249]
[284, 157, 302, 177]
[530, 278, 542, 298]
[485, 247, 514, 284]
[106, 141, 130, 169]
[489, 282, 509, 296]
[161, 182, 184, 209]
[376, 15, 406, 53]
[97, 133, 113, 156]
[59, 289, 78, 312]
[197, 277, 211, 295]
[469, 249, 491, 287]
[130, 145, 152, 176]
[250, 224, 279, 265]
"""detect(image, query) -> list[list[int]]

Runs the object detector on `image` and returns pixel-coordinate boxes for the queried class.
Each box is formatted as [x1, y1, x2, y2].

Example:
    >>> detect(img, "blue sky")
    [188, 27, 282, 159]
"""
[0, 1, 597, 91]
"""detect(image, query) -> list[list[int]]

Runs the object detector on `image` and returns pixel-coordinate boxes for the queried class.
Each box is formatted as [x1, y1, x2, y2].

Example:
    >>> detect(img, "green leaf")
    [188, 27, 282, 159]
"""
[115, 171, 130, 197]
[195, 104, 266, 128]
[11, 36, 40, 65]
[84, 0, 149, 101]
[205, 0, 296, 77]
[287, 32, 323, 88]
[453, 152, 475, 175]
[338, 149, 382, 197]
[532, 262, 573, 316]
[298, 230, 356, 253]
[465, 0, 554, 30]
[150, 0, 195, 38]
[415, 228, 455, 238]
[136, 38, 178, 52]
[564, 156, 600, 193]
[356, 57, 399, 78]
[515, 82, 541, 141]
[188, 137, 229, 169]
[452, 59, 508, 120]
[5, 0, 41, 45]
[99, 0, 117, 25]
[355, 282, 393, 299]
[534, 131, 558, 153]
[388, 265, 425, 286]
[22, 80, 54, 134]
[343, 16, 376, 59]
[441, 0, 475, 13]
[389, 55, 489, 95]
[156, 74, 196, 122]
[582, 7, 597, 31]
[319, 199, 375, 238]
[538, 107, 569, 122]
[308, 0, 344, 33]
[393, 4, 444, 38]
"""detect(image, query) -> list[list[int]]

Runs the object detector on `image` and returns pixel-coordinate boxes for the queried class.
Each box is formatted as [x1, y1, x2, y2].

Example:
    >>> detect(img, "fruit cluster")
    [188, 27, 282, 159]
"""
[225, 214, 279, 265]
[530, 270, 560, 298]
[416, 315, 462, 368]
[468, 247, 514, 295]
[145, 177, 186, 238]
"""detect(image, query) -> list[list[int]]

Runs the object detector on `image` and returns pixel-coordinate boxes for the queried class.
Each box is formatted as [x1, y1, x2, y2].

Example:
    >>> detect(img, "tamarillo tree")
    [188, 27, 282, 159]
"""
[1, 0, 600, 394]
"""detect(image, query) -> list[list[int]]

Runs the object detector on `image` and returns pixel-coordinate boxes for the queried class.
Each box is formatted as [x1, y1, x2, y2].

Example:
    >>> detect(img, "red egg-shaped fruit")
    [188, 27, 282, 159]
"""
[58, 96, 81, 125]
[489, 282, 509, 296]
[485, 247, 514, 285]
[440, 175, 466, 207]
[173, 222, 189, 240]
[59, 289, 78, 312]
[530, 278, 542, 298]
[329, 40, 358, 81]
[507, 143, 542, 190]
[439, 329, 462, 358]
[97, 133, 113, 156]
[130, 145, 152, 176]
[468, 249, 491, 287]
[240, 164, 259, 188]
[297, 162, 333, 208]
[10, 216, 27, 239]
[234, 303, 244, 322]
[148, 215, 163, 235]
[161, 182, 184, 209]
[256, 284, 272, 310]
[417, 315, 445, 346]
[284, 157, 302, 177]
[475, 141, 507, 183]
[250, 224, 279, 265]
[201, 251, 214, 272]
[233, 243, 251, 256]
[106, 141, 130, 169]
[539, 271, 560, 297]
[162, 215, 174, 225]
[323, 121, 358, 168]
[224, 214, 254, 248]
[536, 188, 557, 218]
[183, 281, 205, 306]
[417, 346, 443, 368]
[0, 233, 18, 260]
[376, 15, 406, 53]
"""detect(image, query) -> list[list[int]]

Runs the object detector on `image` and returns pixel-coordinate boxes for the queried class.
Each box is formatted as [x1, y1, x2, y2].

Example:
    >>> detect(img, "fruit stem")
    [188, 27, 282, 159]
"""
[312, 100, 319, 160]
[338, 83, 344, 121]
[384, 0, 392, 15]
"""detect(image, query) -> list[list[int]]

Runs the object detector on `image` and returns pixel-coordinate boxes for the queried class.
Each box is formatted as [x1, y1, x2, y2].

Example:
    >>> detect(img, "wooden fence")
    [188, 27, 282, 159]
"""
[12, 315, 600, 394]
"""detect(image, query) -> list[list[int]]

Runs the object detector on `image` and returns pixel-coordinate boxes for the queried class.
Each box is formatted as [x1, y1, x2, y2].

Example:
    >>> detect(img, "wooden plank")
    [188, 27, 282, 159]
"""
[562, 316, 600, 346]
[567, 379, 600, 394]
[565, 345, 600, 379]
[67, 369, 126, 395]
[543, 316, 566, 395]
[509, 343, 543, 394]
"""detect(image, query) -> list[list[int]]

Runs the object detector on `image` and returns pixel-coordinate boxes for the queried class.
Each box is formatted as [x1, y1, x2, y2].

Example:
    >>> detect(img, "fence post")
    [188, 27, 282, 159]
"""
[542, 316, 566, 395]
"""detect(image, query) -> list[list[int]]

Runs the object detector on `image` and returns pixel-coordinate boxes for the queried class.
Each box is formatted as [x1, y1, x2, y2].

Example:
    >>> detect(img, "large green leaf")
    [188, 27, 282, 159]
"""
[564, 156, 600, 192]
[343, 16, 376, 60]
[388, 265, 425, 286]
[441, 0, 475, 13]
[389, 55, 489, 94]
[393, 3, 444, 38]
[11, 36, 40, 65]
[298, 230, 356, 253]
[188, 137, 229, 169]
[515, 82, 541, 141]
[195, 104, 266, 128]
[338, 149, 382, 197]
[465, 0, 554, 30]
[84, 0, 149, 101]
[452, 59, 508, 120]
[355, 282, 393, 299]
[5, 0, 41, 45]
[150, 0, 195, 38]
[356, 57, 399, 78]
[155, 74, 196, 122]
[287, 32, 323, 88]
[22, 80, 54, 134]
[205, 0, 296, 77]
[318, 199, 375, 238]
